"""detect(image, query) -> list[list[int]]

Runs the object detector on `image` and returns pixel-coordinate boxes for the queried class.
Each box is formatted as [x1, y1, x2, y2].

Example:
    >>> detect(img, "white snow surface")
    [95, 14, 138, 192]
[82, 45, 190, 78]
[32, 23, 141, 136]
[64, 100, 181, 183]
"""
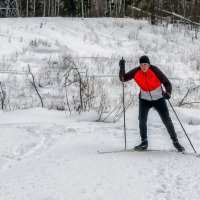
[0, 17, 200, 80]
[0, 107, 200, 200]
[0, 17, 200, 200]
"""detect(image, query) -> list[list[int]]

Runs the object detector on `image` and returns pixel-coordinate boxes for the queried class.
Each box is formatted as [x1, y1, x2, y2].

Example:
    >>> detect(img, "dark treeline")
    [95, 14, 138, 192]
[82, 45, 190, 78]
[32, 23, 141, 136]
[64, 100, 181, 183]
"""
[16, 0, 132, 17]
[4, 1, 200, 24]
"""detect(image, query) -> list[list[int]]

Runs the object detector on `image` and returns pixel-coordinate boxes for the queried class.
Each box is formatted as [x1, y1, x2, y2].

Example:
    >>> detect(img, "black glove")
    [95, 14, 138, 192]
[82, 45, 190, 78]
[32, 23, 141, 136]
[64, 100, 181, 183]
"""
[119, 58, 125, 82]
[119, 58, 125, 70]
[163, 92, 171, 100]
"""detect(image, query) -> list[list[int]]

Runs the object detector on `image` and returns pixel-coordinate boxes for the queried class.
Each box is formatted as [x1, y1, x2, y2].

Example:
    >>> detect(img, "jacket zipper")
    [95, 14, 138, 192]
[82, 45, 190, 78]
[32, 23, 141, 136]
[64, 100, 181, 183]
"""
[144, 72, 153, 101]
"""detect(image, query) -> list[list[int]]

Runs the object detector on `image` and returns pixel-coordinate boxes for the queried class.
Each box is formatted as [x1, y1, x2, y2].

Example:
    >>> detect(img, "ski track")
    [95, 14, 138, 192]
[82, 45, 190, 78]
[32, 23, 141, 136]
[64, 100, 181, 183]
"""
[0, 122, 68, 170]
[0, 117, 200, 200]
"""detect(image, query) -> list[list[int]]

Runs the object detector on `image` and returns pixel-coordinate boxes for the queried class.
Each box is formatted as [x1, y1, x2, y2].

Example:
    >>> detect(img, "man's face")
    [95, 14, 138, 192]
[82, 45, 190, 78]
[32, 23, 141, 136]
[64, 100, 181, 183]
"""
[140, 63, 150, 72]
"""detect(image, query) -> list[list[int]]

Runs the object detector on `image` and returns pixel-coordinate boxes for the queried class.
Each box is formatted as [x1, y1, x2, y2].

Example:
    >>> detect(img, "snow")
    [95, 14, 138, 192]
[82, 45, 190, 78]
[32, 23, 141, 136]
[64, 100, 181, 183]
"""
[0, 17, 200, 200]
[1, 17, 200, 77]
[0, 107, 200, 200]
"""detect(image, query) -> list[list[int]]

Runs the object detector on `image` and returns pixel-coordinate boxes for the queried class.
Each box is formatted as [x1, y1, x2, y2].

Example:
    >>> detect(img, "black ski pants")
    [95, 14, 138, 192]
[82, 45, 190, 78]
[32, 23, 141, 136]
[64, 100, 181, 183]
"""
[139, 98, 178, 142]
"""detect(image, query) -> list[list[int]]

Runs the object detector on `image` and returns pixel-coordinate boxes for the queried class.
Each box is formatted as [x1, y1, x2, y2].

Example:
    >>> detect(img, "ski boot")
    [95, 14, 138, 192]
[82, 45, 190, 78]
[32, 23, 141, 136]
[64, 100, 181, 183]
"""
[134, 140, 148, 151]
[173, 141, 185, 152]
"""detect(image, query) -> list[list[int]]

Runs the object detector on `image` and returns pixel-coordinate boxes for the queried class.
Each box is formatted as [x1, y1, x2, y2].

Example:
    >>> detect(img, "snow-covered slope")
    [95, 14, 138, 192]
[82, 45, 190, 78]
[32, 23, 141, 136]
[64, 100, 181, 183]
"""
[0, 17, 200, 78]
[1, 17, 200, 111]
[0, 17, 200, 200]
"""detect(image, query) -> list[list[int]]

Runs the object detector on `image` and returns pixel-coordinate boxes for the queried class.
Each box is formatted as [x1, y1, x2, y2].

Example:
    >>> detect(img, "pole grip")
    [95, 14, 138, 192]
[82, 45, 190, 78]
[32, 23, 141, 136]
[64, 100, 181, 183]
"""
[121, 57, 125, 82]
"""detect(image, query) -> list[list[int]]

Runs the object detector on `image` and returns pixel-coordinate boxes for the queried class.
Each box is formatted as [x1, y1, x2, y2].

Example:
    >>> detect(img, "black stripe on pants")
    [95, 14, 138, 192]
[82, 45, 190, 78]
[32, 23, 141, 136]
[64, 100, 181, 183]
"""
[138, 98, 178, 142]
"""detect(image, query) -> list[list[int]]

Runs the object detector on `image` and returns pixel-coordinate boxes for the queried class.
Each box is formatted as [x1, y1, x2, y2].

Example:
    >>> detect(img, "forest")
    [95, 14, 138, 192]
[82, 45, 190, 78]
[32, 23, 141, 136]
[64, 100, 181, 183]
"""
[1, 1, 199, 25]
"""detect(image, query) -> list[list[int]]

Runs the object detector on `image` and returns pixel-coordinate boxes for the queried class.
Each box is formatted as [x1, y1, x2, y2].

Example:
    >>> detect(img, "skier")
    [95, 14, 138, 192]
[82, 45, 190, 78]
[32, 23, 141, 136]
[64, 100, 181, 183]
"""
[119, 55, 185, 152]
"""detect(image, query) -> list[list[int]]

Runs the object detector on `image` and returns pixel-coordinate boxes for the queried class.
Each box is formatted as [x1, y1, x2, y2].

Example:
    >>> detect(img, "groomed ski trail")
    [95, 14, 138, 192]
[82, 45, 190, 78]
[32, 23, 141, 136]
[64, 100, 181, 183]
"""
[0, 108, 200, 200]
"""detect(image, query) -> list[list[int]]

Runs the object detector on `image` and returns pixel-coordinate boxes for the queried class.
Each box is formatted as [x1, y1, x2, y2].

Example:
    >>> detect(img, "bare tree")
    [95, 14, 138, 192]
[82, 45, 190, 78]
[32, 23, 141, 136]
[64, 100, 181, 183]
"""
[26, 0, 29, 17]
[51, 0, 54, 16]
[0, 81, 6, 111]
[48, 0, 51, 16]
[33, 0, 36, 17]
[57, 0, 60, 16]
[81, 0, 84, 18]
[28, 65, 44, 107]
[178, 85, 200, 107]
[43, 0, 46, 16]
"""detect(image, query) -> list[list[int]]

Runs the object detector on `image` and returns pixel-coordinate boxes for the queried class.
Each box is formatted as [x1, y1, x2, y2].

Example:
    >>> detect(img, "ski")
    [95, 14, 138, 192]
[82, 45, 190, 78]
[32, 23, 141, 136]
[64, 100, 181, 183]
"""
[97, 149, 132, 154]
[97, 149, 200, 157]
[97, 149, 172, 154]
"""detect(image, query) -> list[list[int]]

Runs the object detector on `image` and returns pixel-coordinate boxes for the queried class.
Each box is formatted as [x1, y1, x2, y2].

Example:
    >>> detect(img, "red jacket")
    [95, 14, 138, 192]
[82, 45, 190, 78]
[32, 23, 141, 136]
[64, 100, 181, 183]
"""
[119, 65, 172, 101]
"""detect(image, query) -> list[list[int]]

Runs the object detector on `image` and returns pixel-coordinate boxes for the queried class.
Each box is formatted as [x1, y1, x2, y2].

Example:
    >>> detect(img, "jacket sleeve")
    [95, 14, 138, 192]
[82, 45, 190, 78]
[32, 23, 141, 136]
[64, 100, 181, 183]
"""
[151, 66, 172, 94]
[119, 67, 140, 82]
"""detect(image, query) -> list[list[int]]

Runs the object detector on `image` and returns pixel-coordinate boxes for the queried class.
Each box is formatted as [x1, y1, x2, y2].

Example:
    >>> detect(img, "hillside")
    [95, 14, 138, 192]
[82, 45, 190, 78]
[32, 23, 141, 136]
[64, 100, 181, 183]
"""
[0, 17, 200, 200]
[0, 17, 200, 111]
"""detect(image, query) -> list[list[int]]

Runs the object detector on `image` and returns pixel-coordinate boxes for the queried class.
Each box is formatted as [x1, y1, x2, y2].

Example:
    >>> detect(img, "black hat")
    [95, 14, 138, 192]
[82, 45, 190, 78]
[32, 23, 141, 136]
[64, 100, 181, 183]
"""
[139, 55, 150, 64]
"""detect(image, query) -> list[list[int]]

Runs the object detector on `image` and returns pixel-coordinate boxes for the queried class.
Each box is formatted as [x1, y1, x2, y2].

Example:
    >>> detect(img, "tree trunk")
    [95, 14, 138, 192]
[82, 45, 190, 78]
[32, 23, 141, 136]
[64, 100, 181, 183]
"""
[43, 0, 46, 17]
[81, 0, 84, 18]
[26, 0, 29, 17]
[48, 0, 51, 16]
[57, 0, 60, 16]
[51, 0, 54, 16]
[33, 0, 36, 17]
[150, 0, 156, 25]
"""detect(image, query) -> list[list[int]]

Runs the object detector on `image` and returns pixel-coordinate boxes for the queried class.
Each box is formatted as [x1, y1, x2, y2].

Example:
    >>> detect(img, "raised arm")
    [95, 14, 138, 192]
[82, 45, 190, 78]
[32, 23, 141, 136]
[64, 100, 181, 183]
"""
[119, 58, 140, 82]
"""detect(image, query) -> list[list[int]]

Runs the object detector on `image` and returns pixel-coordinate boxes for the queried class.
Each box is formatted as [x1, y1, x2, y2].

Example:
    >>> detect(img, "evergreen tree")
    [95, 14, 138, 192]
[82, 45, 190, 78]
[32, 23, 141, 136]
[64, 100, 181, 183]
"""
[61, 0, 74, 16]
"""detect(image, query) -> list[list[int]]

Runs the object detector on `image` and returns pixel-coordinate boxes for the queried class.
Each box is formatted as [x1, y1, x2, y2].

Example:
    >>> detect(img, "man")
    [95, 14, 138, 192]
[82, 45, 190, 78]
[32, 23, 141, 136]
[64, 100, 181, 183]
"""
[119, 55, 185, 152]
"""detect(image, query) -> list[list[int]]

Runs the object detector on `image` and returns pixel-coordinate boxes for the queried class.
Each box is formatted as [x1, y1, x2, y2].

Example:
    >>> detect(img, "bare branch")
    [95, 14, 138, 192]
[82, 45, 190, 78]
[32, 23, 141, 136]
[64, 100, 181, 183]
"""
[28, 64, 44, 108]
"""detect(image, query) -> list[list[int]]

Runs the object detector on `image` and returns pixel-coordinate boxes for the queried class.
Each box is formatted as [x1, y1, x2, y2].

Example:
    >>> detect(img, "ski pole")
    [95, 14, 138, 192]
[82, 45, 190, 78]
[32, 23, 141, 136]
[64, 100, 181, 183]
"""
[122, 82, 127, 150]
[121, 57, 127, 150]
[102, 101, 122, 122]
[168, 99, 197, 154]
